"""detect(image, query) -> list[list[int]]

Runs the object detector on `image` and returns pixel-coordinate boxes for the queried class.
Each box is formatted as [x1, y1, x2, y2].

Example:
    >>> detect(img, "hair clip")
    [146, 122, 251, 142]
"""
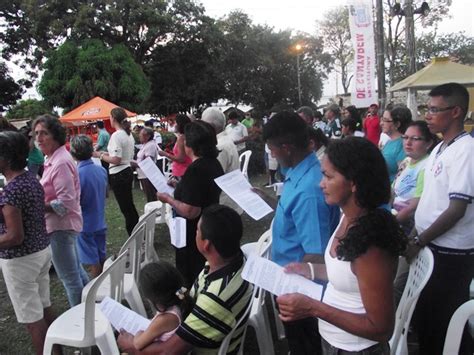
[175, 287, 187, 300]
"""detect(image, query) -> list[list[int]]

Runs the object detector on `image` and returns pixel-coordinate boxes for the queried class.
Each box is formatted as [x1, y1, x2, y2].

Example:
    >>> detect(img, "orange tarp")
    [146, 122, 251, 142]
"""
[59, 96, 136, 123]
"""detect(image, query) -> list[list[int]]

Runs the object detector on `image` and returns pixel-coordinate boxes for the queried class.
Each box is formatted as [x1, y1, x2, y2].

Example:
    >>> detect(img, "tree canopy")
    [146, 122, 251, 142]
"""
[38, 39, 150, 112]
[318, 6, 353, 94]
[0, 62, 23, 111]
[5, 99, 54, 119]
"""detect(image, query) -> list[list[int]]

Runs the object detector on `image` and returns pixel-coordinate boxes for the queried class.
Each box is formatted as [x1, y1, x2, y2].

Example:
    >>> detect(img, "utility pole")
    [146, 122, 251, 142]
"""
[404, 0, 418, 119]
[404, 0, 416, 75]
[375, 0, 386, 110]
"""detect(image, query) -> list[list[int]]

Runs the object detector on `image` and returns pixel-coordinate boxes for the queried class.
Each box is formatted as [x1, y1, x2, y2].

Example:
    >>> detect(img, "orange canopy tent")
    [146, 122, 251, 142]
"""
[59, 96, 136, 123]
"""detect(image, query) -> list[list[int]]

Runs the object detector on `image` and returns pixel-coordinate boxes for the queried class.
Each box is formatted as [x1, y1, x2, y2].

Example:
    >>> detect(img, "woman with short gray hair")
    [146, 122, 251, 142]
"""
[70, 135, 108, 278]
[131, 127, 159, 202]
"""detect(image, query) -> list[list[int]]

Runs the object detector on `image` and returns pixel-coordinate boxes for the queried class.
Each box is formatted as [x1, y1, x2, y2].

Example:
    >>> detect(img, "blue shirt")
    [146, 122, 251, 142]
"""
[272, 153, 340, 266]
[382, 137, 405, 183]
[96, 128, 110, 152]
[77, 160, 108, 233]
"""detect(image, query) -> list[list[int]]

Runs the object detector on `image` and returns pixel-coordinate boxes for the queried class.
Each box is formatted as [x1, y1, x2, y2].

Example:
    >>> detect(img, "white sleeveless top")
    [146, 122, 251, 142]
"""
[152, 305, 181, 342]
[318, 217, 378, 351]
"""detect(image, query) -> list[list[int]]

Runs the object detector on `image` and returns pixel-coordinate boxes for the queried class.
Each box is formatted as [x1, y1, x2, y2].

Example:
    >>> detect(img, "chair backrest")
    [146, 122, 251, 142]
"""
[118, 223, 146, 281]
[443, 300, 474, 355]
[390, 248, 434, 355]
[141, 208, 159, 265]
[255, 229, 272, 259]
[217, 284, 258, 355]
[83, 251, 127, 342]
[239, 150, 252, 180]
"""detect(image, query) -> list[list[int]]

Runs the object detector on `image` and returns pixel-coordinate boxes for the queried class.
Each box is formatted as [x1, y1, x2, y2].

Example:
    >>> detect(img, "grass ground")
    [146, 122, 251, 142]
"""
[0, 173, 288, 354]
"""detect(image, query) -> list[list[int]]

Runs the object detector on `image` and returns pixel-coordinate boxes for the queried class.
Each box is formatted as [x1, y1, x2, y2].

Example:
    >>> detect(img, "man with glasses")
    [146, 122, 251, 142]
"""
[407, 82, 474, 355]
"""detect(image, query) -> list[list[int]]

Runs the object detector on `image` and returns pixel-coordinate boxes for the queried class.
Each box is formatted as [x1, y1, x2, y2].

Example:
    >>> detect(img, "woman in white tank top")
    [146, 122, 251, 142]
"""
[277, 137, 407, 354]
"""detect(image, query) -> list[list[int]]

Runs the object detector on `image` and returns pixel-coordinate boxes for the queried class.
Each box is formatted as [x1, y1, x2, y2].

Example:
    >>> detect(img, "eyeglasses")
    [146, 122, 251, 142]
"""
[426, 106, 455, 114]
[402, 135, 424, 142]
[381, 118, 393, 122]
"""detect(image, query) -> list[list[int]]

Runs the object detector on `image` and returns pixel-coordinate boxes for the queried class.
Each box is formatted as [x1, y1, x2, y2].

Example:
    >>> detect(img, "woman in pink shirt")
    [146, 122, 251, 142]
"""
[158, 114, 192, 181]
[33, 115, 89, 307]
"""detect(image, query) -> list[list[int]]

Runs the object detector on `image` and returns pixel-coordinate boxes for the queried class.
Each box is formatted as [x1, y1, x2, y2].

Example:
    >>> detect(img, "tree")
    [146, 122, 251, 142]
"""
[0, 0, 208, 71]
[416, 31, 474, 67]
[38, 39, 150, 112]
[383, 0, 451, 85]
[318, 6, 353, 94]
[217, 11, 331, 111]
[0, 62, 23, 111]
[5, 99, 54, 119]
[146, 16, 226, 114]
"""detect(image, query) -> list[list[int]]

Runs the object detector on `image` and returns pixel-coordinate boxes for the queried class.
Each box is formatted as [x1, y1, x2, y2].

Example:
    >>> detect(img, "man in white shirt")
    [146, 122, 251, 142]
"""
[202, 107, 242, 214]
[225, 110, 248, 153]
[408, 82, 474, 355]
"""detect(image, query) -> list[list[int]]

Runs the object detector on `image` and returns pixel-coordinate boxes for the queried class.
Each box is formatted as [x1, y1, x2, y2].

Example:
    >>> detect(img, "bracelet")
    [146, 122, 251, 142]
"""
[413, 235, 424, 247]
[307, 262, 315, 280]
[99, 152, 105, 161]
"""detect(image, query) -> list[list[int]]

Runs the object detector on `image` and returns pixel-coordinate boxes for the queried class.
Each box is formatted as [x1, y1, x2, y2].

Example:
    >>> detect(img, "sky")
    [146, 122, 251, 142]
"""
[14, 0, 474, 102]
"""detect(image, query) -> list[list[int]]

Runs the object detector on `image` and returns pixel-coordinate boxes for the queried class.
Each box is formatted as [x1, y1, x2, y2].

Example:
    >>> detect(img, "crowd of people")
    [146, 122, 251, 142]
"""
[0, 82, 473, 355]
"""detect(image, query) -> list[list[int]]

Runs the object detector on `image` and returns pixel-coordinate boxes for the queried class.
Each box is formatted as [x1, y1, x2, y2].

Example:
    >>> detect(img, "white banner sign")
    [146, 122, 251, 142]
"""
[348, 0, 377, 108]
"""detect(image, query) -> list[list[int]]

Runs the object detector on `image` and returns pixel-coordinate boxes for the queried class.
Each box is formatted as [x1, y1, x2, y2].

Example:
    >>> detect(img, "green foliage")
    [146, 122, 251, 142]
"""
[383, 0, 451, 85]
[0, 0, 205, 70]
[146, 15, 226, 114]
[38, 39, 150, 112]
[0, 62, 22, 111]
[217, 11, 331, 111]
[5, 99, 54, 119]
[416, 32, 474, 67]
[318, 6, 353, 94]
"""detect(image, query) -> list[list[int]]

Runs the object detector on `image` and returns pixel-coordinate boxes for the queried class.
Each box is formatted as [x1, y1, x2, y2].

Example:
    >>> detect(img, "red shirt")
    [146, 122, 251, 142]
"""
[363, 115, 381, 146]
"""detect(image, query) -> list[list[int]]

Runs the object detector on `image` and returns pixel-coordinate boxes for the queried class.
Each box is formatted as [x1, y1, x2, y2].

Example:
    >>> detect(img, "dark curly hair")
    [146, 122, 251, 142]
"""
[336, 208, 407, 261]
[325, 137, 407, 260]
[184, 120, 218, 158]
[33, 114, 66, 145]
[326, 137, 391, 209]
[0, 131, 29, 170]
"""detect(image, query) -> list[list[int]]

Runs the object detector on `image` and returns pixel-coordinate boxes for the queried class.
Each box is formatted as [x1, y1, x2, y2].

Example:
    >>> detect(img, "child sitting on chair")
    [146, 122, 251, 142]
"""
[133, 261, 191, 350]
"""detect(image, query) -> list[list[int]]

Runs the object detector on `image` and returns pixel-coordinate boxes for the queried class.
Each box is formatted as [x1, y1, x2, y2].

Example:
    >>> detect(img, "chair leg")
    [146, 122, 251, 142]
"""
[271, 296, 286, 340]
[43, 339, 54, 355]
[251, 312, 274, 355]
[125, 288, 147, 317]
[97, 330, 120, 355]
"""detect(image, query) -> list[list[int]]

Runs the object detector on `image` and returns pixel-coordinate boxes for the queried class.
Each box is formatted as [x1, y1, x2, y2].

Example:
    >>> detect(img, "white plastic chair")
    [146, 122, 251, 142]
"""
[144, 201, 167, 224]
[218, 284, 258, 355]
[244, 230, 275, 355]
[43, 251, 127, 355]
[389, 247, 434, 355]
[443, 300, 474, 355]
[239, 150, 252, 180]
[102, 208, 159, 270]
[82, 223, 148, 317]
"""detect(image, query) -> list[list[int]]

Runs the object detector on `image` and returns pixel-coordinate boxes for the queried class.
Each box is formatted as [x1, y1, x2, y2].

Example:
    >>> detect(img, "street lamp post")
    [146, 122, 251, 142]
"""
[295, 44, 303, 106]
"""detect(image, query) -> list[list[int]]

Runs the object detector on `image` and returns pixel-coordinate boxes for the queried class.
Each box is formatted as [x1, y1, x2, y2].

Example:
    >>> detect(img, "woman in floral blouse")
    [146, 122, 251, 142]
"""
[0, 131, 57, 354]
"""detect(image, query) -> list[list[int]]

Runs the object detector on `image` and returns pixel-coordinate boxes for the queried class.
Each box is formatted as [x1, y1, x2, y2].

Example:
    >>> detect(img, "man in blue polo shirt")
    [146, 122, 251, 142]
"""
[70, 135, 108, 278]
[262, 111, 340, 355]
